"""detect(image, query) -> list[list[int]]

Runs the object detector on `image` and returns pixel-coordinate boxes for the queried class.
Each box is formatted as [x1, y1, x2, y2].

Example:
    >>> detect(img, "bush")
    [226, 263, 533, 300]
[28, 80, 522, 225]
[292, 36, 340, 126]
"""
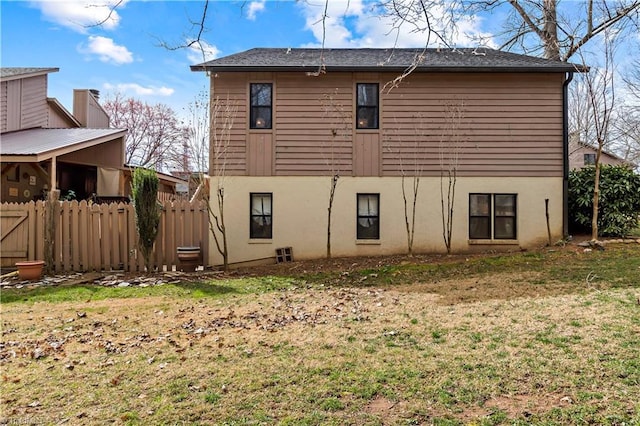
[131, 167, 160, 272]
[568, 165, 640, 237]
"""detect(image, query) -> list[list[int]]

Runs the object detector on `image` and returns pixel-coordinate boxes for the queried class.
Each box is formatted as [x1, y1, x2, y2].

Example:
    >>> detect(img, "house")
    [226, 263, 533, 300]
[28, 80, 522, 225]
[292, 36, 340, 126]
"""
[568, 137, 635, 170]
[1, 68, 186, 203]
[191, 48, 583, 266]
[1, 67, 127, 202]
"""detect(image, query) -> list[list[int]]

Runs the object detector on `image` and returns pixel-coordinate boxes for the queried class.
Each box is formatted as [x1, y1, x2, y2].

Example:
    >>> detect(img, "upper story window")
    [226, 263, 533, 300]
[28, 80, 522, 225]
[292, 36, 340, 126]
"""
[356, 83, 379, 129]
[583, 153, 596, 165]
[250, 83, 272, 129]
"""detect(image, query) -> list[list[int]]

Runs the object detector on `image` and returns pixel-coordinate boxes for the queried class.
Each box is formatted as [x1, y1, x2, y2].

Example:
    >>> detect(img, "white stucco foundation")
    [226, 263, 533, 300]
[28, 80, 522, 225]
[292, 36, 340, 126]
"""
[207, 176, 564, 266]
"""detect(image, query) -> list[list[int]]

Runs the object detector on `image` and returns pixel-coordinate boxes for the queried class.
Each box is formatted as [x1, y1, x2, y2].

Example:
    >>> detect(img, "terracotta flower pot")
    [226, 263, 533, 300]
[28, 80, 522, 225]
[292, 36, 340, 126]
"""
[15, 260, 45, 280]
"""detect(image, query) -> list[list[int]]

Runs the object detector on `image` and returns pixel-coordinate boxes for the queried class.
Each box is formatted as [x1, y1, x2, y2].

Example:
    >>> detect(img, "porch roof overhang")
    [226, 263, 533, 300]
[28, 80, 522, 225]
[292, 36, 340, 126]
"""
[0, 128, 127, 163]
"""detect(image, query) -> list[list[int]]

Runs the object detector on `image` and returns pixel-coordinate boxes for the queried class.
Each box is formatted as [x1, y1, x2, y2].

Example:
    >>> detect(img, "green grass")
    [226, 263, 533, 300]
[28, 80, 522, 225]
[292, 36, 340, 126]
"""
[0, 275, 295, 304]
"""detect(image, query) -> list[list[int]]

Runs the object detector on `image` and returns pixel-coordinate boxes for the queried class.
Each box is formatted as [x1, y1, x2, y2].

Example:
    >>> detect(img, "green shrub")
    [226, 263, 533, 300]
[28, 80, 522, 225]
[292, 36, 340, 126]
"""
[131, 167, 160, 272]
[568, 165, 640, 237]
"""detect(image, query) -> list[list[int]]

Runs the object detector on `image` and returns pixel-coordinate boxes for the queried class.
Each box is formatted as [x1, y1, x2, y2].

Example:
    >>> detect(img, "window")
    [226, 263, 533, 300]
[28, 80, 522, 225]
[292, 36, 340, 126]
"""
[356, 83, 379, 129]
[469, 194, 491, 239]
[357, 193, 380, 239]
[250, 83, 272, 129]
[583, 153, 596, 165]
[6, 165, 20, 182]
[250, 193, 272, 239]
[494, 194, 517, 239]
[469, 194, 517, 240]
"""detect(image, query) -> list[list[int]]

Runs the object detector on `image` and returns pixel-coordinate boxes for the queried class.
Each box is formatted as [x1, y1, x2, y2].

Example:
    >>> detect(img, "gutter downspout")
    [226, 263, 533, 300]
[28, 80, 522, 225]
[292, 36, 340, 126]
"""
[562, 71, 574, 238]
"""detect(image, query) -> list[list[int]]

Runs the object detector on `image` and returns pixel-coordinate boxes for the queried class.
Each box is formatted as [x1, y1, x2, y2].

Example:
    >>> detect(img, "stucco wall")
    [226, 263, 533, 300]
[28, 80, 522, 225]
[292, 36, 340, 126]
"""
[207, 176, 563, 266]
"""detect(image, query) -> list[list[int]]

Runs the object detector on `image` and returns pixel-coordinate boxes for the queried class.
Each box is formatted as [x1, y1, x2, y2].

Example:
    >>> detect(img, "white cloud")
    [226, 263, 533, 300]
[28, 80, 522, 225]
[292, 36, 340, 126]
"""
[297, 0, 495, 49]
[103, 82, 174, 97]
[246, 0, 266, 21]
[30, 0, 126, 33]
[187, 40, 221, 64]
[79, 36, 133, 64]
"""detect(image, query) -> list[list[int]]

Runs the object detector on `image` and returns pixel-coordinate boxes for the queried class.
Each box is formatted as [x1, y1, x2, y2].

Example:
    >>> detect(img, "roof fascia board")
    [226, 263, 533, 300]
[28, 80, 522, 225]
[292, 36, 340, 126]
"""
[0, 155, 40, 163]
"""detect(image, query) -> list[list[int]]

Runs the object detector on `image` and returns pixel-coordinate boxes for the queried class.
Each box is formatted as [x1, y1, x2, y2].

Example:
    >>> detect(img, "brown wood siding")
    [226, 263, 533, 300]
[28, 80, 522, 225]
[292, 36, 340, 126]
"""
[20, 76, 48, 130]
[210, 71, 565, 177]
[47, 104, 76, 128]
[248, 133, 273, 175]
[354, 133, 380, 176]
[0, 82, 7, 132]
[275, 73, 353, 176]
[210, 74, 247, 175]
[3, 80, 21, 132]
[382, 73, 564, 177]
[59, 137, 124, 168]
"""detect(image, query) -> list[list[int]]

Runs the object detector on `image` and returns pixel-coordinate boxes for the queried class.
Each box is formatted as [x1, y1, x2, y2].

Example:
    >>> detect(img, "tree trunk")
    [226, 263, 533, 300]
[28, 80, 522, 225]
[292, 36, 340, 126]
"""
[591, 140, 604, 240]
[543, 0, 560, 60]
[327, 175, 338, 259]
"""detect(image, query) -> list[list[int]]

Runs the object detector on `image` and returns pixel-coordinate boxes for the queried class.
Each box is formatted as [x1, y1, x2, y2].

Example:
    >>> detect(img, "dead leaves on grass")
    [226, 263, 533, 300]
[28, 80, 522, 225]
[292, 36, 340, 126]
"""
[0, 287, 391, 372]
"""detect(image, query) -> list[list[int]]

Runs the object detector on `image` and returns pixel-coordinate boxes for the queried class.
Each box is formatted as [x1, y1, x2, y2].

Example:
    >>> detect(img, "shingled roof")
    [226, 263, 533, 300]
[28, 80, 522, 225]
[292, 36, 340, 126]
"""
[191, 48, 585, 73]
[0, 67, 59, 81]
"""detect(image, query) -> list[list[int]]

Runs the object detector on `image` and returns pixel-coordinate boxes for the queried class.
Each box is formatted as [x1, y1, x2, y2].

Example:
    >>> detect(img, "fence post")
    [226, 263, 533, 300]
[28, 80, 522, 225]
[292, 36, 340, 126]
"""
[44, 190, 59, 274]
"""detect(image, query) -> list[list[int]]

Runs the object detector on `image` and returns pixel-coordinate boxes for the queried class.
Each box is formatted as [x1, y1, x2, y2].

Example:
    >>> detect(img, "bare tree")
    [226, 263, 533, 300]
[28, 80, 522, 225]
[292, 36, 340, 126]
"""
[616, 57, 640, 167]
[467, 0, 639, 61]
[439, 99, 465, 254]
[384, 115, 427, 256]
[181, 89, 210, 181]
[103, 93, 189, 172]
[199, 95, 237, 271]
[319, 89, 352, 259]
[578, 37, 617, 240]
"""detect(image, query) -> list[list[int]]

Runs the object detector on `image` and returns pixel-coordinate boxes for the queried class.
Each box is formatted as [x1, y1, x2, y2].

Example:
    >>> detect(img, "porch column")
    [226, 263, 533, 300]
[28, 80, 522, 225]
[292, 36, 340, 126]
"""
[49, 156, 57, 191]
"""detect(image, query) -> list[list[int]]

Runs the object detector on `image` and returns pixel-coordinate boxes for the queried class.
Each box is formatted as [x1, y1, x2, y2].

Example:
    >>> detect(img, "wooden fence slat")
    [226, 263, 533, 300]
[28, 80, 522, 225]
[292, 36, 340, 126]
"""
[100, 204, 110, 270]
[54, 201, 62, 272]
[90, 203, 101, 271]
[34, 201, 45, 263]
[70, 201, 80, 271]
[61, 201, 71, 272]
[27, 202, 36, 262]
[108, 203, 119, 270]
[78, 201, 89, 272]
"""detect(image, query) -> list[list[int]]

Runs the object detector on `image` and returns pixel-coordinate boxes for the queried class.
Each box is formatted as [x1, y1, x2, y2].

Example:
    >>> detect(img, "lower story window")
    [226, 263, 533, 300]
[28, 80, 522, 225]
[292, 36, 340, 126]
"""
[250, 193, 272, 239]
[357, 193, 380, 239]
[469, 193, 517, 240]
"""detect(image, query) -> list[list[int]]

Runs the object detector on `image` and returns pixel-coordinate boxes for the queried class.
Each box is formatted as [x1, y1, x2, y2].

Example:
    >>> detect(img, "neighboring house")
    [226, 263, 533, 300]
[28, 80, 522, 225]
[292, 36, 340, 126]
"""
[192, 48, 583, 265]
[0, 68, 185, 203]
[569, 138, 635, 170]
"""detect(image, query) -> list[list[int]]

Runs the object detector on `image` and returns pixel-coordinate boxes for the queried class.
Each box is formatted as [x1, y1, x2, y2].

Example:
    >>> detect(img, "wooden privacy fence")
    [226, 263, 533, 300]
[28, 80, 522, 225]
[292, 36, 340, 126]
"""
[0, 200, 209, 273]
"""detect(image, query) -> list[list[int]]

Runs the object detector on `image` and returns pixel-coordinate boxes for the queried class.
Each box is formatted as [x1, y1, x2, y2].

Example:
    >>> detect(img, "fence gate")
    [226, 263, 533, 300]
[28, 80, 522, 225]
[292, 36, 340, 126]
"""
[0, 202, 38, 269]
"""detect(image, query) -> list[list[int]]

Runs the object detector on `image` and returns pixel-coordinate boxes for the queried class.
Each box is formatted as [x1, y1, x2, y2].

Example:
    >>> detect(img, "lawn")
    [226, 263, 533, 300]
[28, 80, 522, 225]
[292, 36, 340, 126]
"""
[1, 244, 639, 425]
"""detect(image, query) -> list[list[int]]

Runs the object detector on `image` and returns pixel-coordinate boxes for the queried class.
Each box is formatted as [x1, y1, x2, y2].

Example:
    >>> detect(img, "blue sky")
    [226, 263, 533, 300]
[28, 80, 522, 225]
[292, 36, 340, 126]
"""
[1, 1, 636, 120]
[1, 0, 496, 117]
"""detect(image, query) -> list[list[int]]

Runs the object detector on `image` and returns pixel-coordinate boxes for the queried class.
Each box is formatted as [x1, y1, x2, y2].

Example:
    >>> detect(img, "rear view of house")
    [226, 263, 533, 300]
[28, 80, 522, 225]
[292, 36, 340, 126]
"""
[192, 48, 581, 266]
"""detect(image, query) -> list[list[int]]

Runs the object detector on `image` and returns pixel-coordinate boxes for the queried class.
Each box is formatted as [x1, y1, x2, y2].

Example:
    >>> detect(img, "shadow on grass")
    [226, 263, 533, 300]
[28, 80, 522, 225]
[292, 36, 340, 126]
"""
[0, 280, 239, 304]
